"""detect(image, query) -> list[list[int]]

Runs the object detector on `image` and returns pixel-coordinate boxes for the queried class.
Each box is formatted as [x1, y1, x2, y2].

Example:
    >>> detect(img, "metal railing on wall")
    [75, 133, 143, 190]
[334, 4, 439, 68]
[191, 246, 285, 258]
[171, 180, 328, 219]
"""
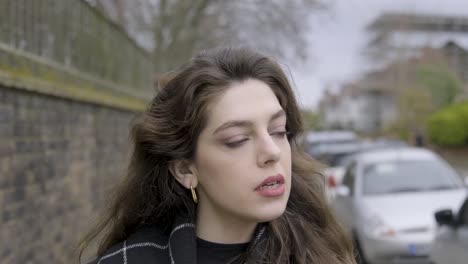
[0, 0, 154, 106]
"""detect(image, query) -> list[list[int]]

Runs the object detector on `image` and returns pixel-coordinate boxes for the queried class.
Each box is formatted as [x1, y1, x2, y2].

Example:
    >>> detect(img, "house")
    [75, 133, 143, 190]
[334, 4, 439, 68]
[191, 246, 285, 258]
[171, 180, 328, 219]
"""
[319, 76, 398, 134]
[319, 13, 468, 134]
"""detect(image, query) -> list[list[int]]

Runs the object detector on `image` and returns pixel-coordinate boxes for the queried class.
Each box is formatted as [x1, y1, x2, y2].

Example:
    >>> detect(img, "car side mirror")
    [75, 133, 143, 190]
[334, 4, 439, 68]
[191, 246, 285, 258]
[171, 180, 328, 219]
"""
[335, 185, 350, 197]
[435, 209, 456, 227]
[464, 177, 468, 187]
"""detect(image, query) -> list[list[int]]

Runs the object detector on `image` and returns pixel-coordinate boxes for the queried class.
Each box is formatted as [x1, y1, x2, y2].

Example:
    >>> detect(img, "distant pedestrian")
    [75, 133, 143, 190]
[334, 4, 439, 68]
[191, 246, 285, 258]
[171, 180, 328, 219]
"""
[415, 132, 425, 147]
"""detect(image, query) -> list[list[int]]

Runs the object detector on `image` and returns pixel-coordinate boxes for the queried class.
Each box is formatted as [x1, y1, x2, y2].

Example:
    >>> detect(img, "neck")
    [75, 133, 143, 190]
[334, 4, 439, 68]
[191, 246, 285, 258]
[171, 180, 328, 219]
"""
[196, 201, 257, 244]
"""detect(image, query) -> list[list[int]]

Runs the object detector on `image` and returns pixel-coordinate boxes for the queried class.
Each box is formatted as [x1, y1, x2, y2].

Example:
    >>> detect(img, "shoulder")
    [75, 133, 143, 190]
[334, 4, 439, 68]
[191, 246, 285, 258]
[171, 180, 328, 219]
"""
[93, 225, 171, 264]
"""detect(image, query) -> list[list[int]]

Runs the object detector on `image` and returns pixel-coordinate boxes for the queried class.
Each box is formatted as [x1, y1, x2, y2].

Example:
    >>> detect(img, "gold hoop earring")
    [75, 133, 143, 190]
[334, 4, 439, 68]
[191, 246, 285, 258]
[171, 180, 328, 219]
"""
[190, 185, 198, 204]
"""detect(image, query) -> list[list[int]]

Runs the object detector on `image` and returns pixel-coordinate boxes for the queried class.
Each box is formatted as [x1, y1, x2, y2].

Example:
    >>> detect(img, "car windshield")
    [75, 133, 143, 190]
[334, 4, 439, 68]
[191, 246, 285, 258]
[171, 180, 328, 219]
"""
[363, 159, 462, 196]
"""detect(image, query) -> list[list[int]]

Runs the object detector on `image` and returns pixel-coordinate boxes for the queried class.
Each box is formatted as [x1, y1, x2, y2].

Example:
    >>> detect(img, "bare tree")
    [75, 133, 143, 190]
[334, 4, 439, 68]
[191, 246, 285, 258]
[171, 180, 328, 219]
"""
[93, 0, 325, 74]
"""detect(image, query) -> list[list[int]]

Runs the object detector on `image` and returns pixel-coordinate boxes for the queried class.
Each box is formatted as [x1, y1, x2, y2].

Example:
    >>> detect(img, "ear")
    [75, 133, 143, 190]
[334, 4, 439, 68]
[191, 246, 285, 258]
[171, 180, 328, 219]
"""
[169, 159, 198, 189]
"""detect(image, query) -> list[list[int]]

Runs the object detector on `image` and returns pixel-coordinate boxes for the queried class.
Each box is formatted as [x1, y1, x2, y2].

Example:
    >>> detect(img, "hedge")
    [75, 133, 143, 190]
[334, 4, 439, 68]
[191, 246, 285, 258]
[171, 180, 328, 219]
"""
[428, 102, 468, 147]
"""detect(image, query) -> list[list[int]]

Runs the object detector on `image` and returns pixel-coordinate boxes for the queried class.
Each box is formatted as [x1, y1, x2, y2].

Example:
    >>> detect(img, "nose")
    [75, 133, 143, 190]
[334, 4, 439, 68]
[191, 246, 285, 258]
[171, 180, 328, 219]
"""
[257, 132, 281, 167]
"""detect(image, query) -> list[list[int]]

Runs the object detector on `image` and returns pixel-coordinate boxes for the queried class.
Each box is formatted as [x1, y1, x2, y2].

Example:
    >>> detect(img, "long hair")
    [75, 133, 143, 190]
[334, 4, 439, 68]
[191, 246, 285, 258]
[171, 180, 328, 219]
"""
[80, 47, 355, 264]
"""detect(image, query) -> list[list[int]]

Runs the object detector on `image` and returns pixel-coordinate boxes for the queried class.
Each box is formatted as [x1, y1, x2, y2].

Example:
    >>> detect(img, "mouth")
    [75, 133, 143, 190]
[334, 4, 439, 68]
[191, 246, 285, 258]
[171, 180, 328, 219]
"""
[255, 174, 285, 191]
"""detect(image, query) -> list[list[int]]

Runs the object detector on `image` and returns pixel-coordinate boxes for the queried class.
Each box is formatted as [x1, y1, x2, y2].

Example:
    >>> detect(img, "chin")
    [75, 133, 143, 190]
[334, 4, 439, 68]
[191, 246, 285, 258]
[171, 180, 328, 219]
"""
[252, 199, 288, 223]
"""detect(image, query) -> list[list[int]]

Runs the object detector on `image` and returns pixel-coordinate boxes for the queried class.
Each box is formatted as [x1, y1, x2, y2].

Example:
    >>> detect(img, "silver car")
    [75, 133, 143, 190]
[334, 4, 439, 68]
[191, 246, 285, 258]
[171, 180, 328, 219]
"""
[430, 195, 468, 264]
[333, 147, 467, 264]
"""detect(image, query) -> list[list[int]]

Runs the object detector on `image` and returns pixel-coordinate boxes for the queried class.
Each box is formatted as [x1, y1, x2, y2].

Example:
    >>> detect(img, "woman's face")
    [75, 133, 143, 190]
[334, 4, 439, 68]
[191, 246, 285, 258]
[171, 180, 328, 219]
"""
[192, 78, 292, 225]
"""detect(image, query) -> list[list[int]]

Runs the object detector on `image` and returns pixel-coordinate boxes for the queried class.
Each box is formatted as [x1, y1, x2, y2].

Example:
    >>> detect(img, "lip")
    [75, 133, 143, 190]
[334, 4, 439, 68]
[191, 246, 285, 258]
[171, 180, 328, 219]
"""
[255, 174, 286, 197]
[255, 174, 285, 190]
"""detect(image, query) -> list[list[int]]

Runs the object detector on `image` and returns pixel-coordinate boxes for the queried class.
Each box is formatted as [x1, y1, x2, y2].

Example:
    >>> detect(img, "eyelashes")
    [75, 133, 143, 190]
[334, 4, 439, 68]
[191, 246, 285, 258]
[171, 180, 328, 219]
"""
[225, 139, 249, 148]
[224, 130, 290, 148]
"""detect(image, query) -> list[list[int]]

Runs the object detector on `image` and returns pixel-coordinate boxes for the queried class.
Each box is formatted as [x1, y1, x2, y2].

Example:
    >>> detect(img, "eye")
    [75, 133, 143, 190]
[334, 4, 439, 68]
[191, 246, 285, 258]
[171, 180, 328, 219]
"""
[225, 138, 249, 148]
[271, 130, 290, 138]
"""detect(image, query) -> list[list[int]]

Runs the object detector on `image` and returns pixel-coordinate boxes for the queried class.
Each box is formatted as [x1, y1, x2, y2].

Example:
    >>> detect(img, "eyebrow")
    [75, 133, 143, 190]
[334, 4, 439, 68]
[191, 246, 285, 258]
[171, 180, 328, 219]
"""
[213, 109, 286, 135]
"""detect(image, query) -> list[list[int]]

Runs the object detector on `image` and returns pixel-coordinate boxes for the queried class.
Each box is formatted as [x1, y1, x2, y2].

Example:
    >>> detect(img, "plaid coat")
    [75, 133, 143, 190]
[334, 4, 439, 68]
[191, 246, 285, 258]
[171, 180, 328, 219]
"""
[91, 215, 267, 264]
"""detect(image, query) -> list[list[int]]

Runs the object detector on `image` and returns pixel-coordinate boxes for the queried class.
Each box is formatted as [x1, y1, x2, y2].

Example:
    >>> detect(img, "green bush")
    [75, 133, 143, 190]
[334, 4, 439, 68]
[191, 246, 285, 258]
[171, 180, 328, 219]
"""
[416, 65, 462, 109]
[428, 102, 468, 147]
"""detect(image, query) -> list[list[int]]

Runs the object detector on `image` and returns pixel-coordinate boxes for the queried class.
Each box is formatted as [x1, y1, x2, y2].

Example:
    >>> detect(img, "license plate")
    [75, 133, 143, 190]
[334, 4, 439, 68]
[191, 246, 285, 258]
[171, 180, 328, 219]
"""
[408, 244, 430, 256]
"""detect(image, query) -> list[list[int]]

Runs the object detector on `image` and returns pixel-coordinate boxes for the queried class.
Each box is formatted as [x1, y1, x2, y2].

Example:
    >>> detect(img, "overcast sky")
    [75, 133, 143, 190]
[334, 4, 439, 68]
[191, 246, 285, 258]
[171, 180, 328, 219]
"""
[291, 0, 468, 110]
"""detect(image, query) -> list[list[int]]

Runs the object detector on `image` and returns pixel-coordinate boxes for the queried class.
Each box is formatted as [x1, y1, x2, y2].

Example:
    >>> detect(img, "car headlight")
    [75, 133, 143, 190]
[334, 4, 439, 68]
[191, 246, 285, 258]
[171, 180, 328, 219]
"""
[364, 214, 397, 238]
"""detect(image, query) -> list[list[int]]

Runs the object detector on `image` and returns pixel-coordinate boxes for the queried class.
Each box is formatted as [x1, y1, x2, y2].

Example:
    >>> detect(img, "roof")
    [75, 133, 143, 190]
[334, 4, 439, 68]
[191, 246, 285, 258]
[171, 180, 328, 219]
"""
[369, 12, 468, 33]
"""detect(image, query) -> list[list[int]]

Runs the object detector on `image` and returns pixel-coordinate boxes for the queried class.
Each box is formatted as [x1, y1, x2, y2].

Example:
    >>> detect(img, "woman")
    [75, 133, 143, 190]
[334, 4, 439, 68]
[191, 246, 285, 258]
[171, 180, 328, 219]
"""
[80, 47, 355, 264]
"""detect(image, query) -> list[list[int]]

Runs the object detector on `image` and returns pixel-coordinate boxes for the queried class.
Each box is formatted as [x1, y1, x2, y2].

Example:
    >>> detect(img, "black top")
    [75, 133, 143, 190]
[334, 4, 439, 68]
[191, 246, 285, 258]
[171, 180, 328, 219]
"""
[197, 237, 249, 264]
[92, 214, 267, 264]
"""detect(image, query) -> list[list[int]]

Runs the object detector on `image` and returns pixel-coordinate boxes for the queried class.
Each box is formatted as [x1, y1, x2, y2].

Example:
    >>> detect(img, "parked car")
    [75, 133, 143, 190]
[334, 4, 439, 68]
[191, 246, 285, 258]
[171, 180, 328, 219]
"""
[332, 147, 467, 264]
[324, 139, 407, 201]
[430, 195, 468, 264]
[304, 130, 358, 158]
[322, 143, 366, 202]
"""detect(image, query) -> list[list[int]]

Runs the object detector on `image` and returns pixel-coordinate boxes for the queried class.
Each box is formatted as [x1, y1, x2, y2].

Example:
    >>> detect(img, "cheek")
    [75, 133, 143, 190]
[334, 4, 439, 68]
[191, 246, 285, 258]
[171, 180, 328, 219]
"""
[195, 146, 249, 186]
[281, 141, 292, 167]
[282, 143, 293, 186]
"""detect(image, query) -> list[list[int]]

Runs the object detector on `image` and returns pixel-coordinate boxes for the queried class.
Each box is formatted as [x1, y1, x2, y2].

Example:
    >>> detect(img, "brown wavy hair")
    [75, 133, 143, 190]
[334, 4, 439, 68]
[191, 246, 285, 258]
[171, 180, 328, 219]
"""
[80, 47, 355, 264]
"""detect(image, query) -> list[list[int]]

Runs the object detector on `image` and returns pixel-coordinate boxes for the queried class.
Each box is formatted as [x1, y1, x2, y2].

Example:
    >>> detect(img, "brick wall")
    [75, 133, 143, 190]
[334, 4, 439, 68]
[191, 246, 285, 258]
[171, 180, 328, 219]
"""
[0, 85, 137, 263]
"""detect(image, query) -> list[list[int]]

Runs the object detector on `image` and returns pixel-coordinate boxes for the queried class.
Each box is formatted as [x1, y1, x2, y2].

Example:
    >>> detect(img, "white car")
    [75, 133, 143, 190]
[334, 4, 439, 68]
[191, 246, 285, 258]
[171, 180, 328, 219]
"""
[324, 140, 407, 202]
[333, 147, 467, 264]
